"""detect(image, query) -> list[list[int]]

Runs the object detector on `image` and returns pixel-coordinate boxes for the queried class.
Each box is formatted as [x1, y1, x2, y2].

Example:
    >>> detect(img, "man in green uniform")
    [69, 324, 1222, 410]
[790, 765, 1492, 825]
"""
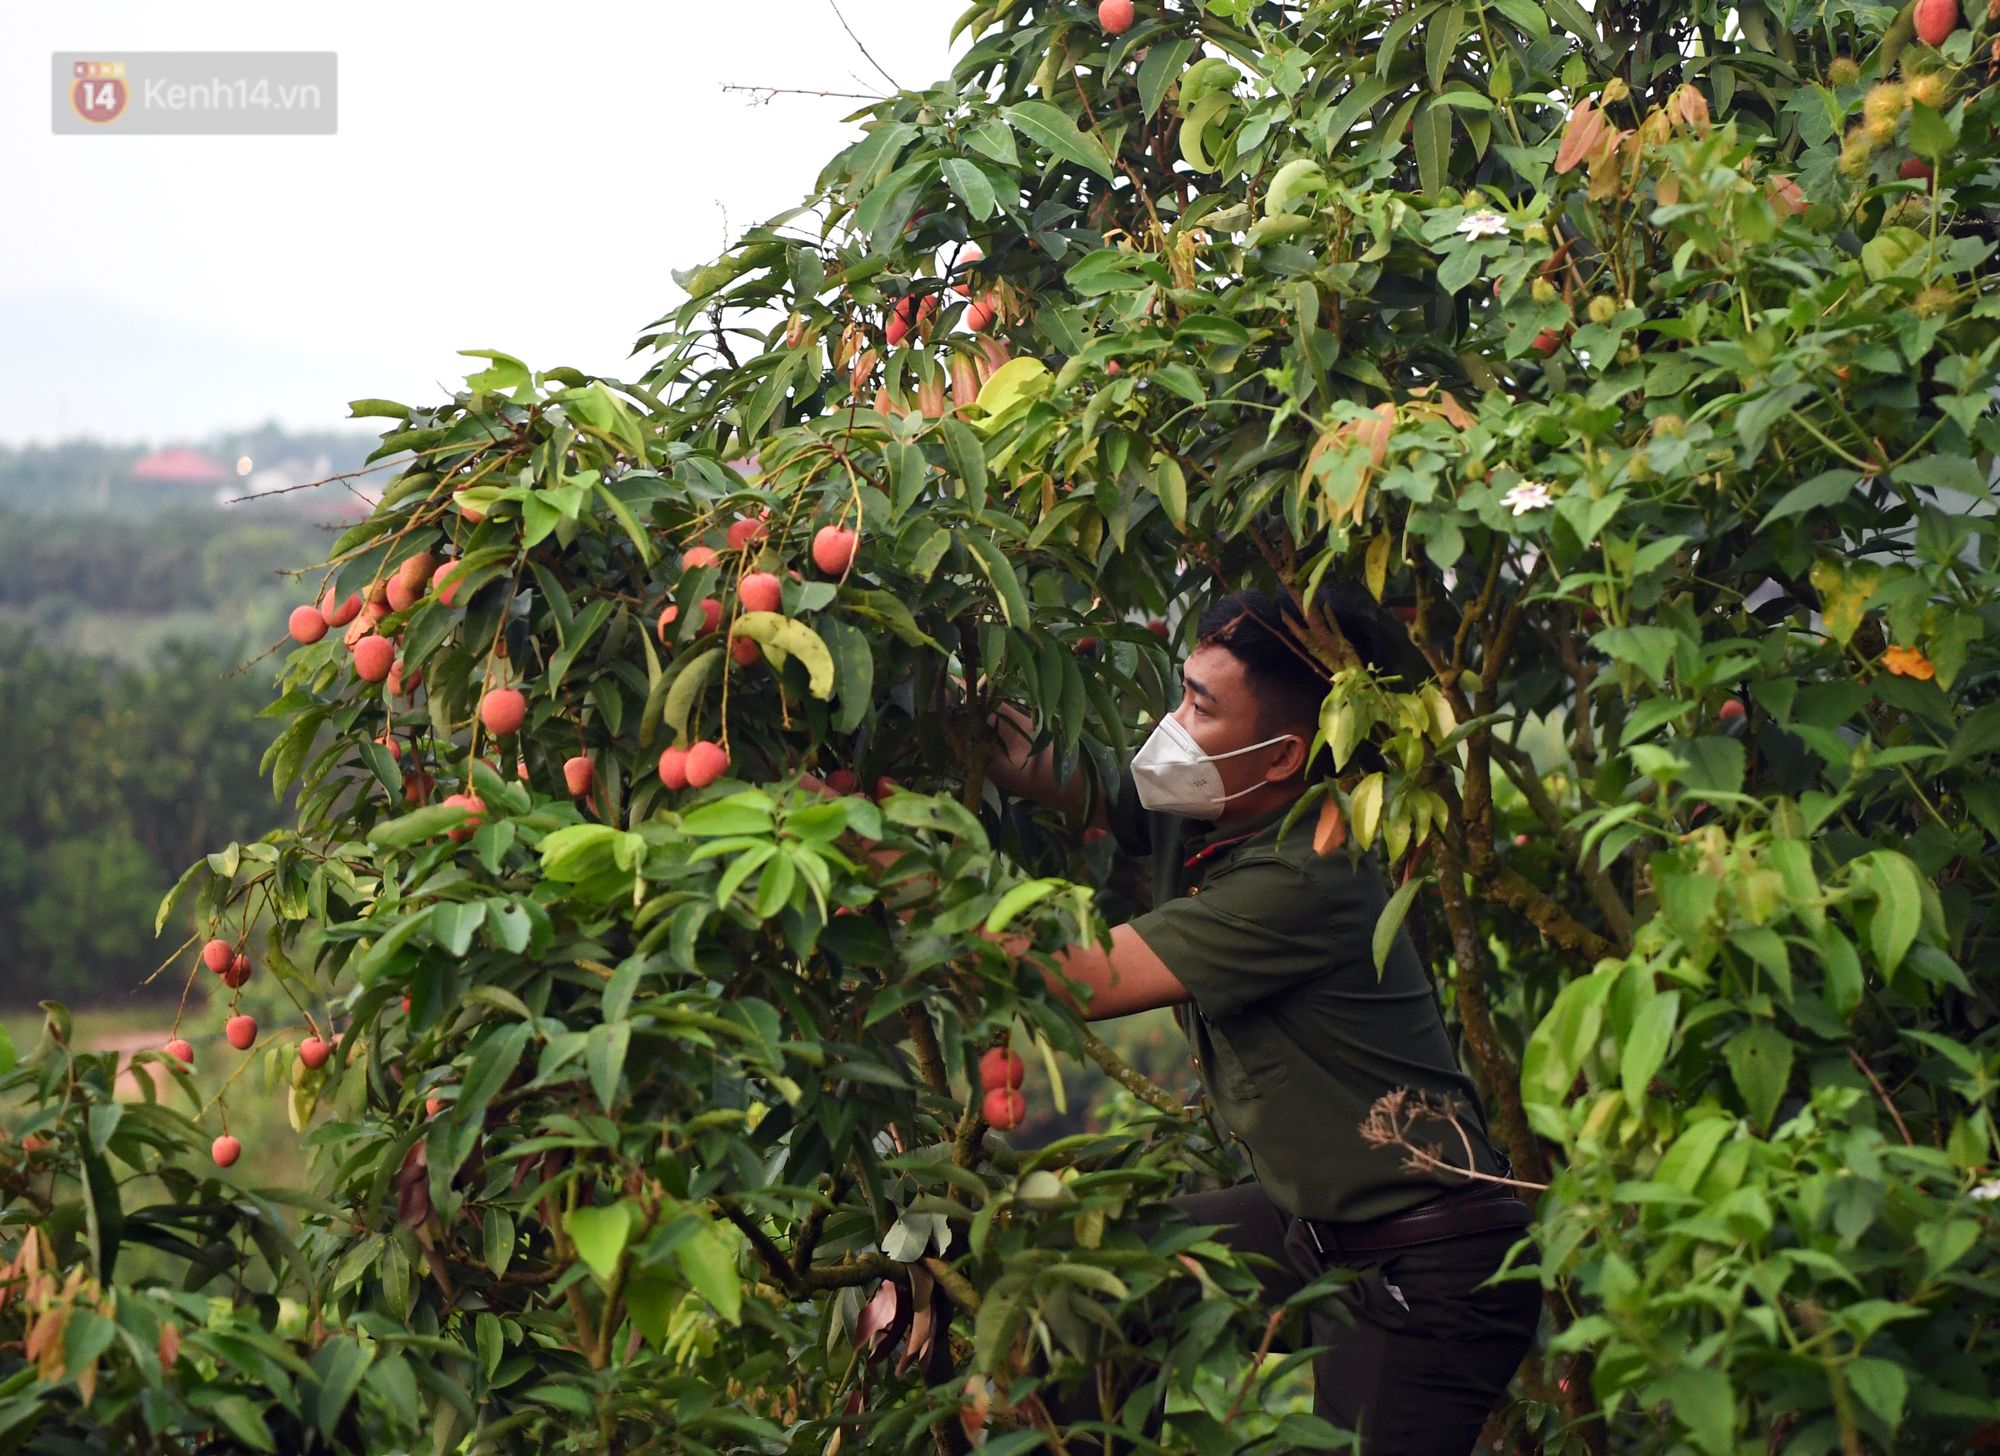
[984, 588, 1540, 1456]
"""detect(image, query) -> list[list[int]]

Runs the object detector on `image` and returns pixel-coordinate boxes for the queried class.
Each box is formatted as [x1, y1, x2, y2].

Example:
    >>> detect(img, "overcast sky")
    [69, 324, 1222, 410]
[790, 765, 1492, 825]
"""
[1, 3, 963, 447]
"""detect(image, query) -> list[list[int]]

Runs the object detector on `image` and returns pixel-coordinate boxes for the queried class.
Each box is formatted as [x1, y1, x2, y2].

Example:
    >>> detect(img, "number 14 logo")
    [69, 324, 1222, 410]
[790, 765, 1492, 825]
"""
[71, 61, 127, 125]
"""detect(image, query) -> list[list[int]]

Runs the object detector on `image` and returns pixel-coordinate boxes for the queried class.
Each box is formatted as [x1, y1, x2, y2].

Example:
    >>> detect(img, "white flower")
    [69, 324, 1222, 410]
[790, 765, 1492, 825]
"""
[1456, 210, 1510, 240]
[1500, 481, 1554, 516]
[1970, 1179, 2000, 1202]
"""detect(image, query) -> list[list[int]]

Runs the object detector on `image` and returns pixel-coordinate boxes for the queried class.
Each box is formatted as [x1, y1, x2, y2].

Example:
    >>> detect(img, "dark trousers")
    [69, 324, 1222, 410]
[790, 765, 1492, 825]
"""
[1047, 1181, 1542, 1456]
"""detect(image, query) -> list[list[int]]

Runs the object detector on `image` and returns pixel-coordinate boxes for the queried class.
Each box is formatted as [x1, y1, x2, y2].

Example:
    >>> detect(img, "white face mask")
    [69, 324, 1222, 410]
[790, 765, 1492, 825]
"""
[1130, 714, 1298, 820]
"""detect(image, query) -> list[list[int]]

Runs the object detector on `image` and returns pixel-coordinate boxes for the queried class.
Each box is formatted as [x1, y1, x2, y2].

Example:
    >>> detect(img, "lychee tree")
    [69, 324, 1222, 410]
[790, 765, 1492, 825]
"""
[9, 0, 2000, 1452]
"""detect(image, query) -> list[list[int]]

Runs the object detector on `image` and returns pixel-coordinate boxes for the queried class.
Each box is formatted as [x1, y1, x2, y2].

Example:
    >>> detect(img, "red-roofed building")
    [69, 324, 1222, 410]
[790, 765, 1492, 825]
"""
[131, 447, 229, 483]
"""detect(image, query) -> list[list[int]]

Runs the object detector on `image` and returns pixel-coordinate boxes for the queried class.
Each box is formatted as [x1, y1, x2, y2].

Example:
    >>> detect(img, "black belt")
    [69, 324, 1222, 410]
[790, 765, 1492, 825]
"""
[1296, 1184, 1533, 1259]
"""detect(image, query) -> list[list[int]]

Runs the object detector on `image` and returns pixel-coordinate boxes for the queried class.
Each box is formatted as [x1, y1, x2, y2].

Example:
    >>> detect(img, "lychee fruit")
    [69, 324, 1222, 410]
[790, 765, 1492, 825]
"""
[1915, 0, 1959, 47]
[426, 1096, 447, 1118]
[683, 544, 720, 570]
[965, 296, 998, 333]
[825, 768, 861, 795]
[386, 658, 420, 698]
[1899, 157, 1934, 181]
[983, 1087, 1027, 1130]
[731, 636, 761, 666]
[403, 768, 435, 804]
[354, 635, 395, 683]
[397, 550, 437, 590]
[202, 938, 233, 974]
[288, 605, 327, 644]
[299, 1037, 330, 1070]
[727, 514, 768, 552]
[223, 953, 251, 989]
[431, 559, 463, 606]
[658, 747, 690, 790]
[165, 1038, 194, 1064]
[211, 1135, 241, 1167]
[563, 755, 595, 797]
[1099, 0, 1135, 34]
[443, 791, 486, 842]
[225, 1015, 257, 1051]
[1718, 698, 1747, 725]
[812, 526, 857, 576]
[684, 740, 730, 788]
[739, 571, 783, 614]
[978, 1047, 1025, 1091]
[480, 688, 527, 736]
[321, 588, 362, 627]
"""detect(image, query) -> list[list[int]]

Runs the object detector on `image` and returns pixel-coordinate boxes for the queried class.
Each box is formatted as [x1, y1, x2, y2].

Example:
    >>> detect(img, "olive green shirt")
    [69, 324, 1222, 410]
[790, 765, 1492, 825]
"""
[1109, 769, 1505, 1223]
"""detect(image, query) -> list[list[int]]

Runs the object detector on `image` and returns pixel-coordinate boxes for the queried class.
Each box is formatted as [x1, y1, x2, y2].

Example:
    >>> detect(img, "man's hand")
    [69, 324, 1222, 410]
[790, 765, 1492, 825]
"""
[984, 701, 1108, 830]
[991, 923, 1191, 1021]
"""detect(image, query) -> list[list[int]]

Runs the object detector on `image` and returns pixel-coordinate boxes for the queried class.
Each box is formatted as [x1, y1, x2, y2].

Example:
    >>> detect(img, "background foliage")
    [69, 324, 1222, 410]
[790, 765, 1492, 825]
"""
[7, 0, 2000, 1453]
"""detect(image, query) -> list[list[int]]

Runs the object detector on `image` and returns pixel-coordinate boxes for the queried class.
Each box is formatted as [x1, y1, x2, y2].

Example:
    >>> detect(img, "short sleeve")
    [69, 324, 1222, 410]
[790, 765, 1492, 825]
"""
[1127, 854, 1378, 1019]
[1105, 763, 1154, 858]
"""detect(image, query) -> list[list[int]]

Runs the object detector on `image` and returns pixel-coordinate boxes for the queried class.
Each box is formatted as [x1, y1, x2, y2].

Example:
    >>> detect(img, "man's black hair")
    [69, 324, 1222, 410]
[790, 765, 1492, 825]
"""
[1194, 585, 1425, 766]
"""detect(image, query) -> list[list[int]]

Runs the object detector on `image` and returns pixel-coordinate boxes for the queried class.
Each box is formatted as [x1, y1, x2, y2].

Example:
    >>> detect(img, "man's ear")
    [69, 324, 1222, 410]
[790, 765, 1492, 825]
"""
[1264, 725, 1311, 782]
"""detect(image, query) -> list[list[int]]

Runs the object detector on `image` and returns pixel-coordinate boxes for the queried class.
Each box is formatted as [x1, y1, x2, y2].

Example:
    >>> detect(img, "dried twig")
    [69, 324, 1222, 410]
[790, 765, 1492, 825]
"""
[1359, 1089, 1551, 1192]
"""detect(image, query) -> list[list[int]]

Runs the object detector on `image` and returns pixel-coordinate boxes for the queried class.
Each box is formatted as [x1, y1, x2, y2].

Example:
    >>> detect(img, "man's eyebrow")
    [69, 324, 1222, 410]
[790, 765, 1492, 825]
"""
[1182, 672, 1216, 704]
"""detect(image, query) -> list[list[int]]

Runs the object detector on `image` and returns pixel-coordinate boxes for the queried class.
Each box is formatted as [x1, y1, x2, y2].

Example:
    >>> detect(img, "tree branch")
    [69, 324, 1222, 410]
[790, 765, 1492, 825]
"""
[1078, 1027, 1186, 1118]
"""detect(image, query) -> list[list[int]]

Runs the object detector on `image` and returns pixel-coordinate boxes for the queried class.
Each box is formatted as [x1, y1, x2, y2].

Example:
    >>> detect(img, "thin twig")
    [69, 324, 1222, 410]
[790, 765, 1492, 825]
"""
[1847, 1047, 1914, 1146]
[825, 0, 900, 92]
[721, 83, 888, 103]
[1223, 1309, 1289, 1424]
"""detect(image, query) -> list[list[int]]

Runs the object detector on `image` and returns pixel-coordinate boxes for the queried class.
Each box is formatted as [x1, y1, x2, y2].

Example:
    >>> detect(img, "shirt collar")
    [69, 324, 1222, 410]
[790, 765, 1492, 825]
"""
[1180, 793, 1305, 868]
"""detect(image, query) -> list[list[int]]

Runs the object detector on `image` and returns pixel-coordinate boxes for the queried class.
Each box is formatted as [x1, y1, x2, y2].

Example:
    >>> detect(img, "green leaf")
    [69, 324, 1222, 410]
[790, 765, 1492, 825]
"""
[1138, 37, 1199, 118]
[1867, 852, 1924, 973]
[368, 804, 469, 851]
[311, 1336, 372, 1437]
[961, 532, 1030, 628]
[626, 1275, 677, 1348]
[1372, 876, 1426, 978]
[587, 1021, 631, 1112]
[940, 419, 990, 510]
[564, 1201, 634, 1284]
[822, 618, 875, 734]
[1659, 1366, 1733, 1456]
[1844, 1357, 1907, 1433]
[1759, 469, 1858, 527]
[663, 647, 723, 739]
[1153, 454, 1188, 529]
[1724, 1022, 1794, 1131]
[1001, 101, 1114, 180]
[1621, 991, 1679, 1110]
[1412, 99, 1451, 197]
[675, 1225, 743, 1324]
[680, 792, 777, 837]
[941, 158, 998, 221]
[731, 613, 836, 698]
[984, 878, 1066, 934]
[1520, 970, 1612, 1133]
[430, 901, 483, 958]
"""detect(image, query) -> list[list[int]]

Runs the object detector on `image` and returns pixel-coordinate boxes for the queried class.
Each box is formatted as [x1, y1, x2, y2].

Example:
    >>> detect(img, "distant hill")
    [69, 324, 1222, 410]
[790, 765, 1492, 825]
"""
[0, 285, 400, 450]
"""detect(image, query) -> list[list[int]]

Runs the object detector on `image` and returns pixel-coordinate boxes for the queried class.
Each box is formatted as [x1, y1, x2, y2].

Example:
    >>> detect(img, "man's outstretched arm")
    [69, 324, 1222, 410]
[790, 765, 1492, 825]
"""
[983, 701, 1109, 831]
[1015, 923, 1189, 1021]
